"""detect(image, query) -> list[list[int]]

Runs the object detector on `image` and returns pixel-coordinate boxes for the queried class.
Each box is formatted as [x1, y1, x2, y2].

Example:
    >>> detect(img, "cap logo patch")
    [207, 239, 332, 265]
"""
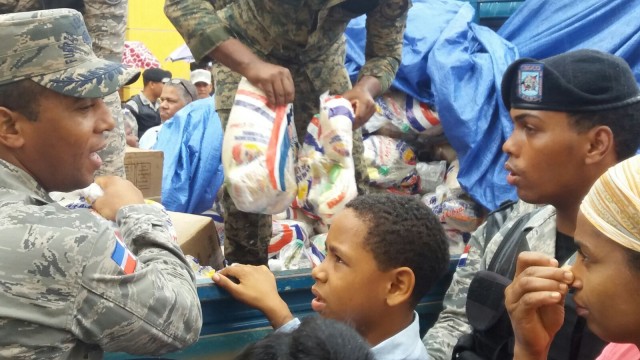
[518, 63, 543, 102]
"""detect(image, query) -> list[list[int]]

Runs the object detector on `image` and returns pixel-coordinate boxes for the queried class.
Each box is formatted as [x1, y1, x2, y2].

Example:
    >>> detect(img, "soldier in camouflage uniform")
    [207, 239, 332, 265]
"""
[424, 50, 640, 360]
[0, 9, 201, 359]
[165, 0, 411, 265]
[0, 0, 129, 177]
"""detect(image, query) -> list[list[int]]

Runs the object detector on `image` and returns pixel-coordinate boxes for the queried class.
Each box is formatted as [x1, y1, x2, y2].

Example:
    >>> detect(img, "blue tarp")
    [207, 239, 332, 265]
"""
[154, 98, 224, 214]
[346, 0, 519, 210]
[498, 0, 640, 83]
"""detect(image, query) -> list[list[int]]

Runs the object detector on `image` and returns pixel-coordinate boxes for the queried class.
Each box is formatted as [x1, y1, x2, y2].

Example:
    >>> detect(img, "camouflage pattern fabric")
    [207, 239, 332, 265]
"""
[0, 2, 130, 177]
[423, 201, 558, 360]
[166, 0, 408, 265]
[0, 160, 202, 359]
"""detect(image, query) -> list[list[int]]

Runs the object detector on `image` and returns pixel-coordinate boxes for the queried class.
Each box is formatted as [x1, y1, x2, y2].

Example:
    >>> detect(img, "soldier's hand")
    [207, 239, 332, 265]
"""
[342, 85, 377, 129]
[505, 252, 573, 360]
[242, 59, 295, 106]
[92, 176, 145, 221]
[214, 265, 294, 329]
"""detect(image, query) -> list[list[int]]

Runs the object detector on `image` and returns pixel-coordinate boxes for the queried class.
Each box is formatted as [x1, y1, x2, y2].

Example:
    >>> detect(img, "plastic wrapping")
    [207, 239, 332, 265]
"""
[295, 94, 358, 224]
[222, 77, 298, 214]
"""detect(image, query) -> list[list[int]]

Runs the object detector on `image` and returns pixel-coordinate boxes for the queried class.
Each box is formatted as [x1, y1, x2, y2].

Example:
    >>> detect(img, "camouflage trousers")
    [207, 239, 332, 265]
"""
[215, 65, 369, 266]
[96, 91, 126, 177]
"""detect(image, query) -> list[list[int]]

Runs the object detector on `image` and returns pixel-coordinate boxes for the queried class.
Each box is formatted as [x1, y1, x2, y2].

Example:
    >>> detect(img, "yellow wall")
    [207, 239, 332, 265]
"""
[123, 0, 190, 99]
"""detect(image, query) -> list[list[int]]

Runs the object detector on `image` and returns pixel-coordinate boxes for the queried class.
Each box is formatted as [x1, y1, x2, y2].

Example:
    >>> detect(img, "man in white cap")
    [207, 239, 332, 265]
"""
[190, 68, 214, 99]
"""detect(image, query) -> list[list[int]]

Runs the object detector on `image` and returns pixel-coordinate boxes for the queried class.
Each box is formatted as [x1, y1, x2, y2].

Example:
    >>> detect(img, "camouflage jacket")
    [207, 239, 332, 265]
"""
[164, 0, 410, 95]
[424, 200, 556, 360]
[0, 160, 202, 359]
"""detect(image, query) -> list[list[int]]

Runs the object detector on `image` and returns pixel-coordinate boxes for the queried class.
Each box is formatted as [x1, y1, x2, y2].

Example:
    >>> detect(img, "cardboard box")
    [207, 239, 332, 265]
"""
[124, 147, 163, 199]
[168, 211, 224, 269]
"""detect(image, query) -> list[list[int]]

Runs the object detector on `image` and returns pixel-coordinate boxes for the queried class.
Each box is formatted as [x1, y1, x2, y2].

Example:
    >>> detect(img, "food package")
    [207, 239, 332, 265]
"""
[366, 90, 443, 138]
[294, 94, 358, 224]
[269, 219, 314, 258]
[363, 135, 417, 188]
[222, 77, 298, 214]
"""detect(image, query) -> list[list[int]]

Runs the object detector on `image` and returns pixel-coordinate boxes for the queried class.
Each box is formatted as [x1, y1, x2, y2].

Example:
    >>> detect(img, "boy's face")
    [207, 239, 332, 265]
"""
[571, 211, 640, 344]
[15, 89, 114, 192]
[502, 109, 592, 206]
[311, 209, 391, 336]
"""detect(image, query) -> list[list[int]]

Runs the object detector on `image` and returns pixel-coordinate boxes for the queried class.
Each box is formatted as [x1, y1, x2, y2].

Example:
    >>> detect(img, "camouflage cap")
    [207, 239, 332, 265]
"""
[0, 9, 139, 98]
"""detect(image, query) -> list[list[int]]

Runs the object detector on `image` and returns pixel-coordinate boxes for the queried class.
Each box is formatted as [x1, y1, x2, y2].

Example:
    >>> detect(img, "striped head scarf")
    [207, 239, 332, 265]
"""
[580, 155, 640, 252]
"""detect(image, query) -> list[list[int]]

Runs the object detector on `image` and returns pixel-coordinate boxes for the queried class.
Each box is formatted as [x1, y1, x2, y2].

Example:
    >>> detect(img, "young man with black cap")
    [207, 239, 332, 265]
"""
[125, 67, 173, 138]
[0, 9, 201, 358]
[424, 49, 640, 360]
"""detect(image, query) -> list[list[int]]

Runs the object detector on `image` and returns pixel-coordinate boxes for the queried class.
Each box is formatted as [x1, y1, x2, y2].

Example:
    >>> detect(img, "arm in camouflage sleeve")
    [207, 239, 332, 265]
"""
[73, 205, 202, 355]
[423, 222, 488, 360]
[359, 0, 410, 94]
[164, 0, 233, 62]
[82, 0, 127, 62]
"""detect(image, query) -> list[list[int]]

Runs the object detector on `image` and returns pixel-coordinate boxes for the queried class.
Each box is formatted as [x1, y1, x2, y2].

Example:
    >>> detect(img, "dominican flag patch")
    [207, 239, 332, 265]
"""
[457, 244, 471, 268]
[111, 231, 137, 275]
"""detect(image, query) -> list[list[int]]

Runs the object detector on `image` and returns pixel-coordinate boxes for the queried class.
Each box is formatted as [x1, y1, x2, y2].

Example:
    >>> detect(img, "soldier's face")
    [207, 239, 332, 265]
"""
[502, 109, 591, 206]
[16, 89, 114, 192]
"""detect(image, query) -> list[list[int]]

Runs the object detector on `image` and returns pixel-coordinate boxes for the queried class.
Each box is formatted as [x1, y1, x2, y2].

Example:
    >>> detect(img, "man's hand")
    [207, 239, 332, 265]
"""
[341, 76, 382, 129]
[241, 60, 295, 107]
[214, 265, 294, 329]
[505, 252, 574, 360]
[92, 176, 145, 221]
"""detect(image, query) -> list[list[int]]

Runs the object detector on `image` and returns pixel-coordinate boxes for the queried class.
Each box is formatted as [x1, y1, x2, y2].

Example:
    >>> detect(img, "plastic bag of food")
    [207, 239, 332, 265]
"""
[416, 161, 447, 194]
[363, 135, 417, 188]
[295, 94, 358, 224]
[222, 77, 298, 214]
[269, 219, 314, 258]
[368, 90, 443, 137]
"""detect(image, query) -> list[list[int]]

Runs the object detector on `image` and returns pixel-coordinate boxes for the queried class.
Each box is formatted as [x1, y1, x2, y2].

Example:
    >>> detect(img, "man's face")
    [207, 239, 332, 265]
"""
[194, 81, 212, 99]
[311, 209, 390, 338]
[571, 212, 640, 344]
[16, 89, 114, 192]
[151, 81, 165, 99]
[502, 109, 590, 205]
[159, 86, 186, 121]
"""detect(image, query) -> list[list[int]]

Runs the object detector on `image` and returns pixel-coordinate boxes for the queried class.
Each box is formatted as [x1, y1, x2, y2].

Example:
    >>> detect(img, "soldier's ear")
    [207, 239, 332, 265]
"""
[0, 107, 26, 149]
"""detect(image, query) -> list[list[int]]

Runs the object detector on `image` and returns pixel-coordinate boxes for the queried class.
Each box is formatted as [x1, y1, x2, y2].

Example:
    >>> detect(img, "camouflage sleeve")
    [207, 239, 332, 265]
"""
[72, 205, 202, 355]
[164, 0, 233, 62]
[83, 0, 127, 62]
[359, 0, 411, 93]
[423, 221, 488, 360]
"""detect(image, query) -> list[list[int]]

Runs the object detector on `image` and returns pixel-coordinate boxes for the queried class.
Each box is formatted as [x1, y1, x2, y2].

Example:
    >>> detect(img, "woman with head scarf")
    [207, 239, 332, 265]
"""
[505, 155, 640, 360]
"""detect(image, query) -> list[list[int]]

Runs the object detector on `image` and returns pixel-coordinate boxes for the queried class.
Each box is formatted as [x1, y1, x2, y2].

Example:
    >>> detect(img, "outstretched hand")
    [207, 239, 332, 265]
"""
[214, 265, 294, 329]
[341, 86, 376, 129]
[505, 251, 574, 360]
[243, 60, 295, 107]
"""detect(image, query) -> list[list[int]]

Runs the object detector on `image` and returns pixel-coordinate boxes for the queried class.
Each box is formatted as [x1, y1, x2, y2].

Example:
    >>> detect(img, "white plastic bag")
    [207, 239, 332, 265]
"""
[295, 94, 358, 224]
[222, 77, 298, 214]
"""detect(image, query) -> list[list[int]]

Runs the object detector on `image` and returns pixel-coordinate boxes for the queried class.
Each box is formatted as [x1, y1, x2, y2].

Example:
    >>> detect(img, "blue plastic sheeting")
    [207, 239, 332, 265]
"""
[154, 98, 224, 214]
[428, 3, 518, 210]
[498, 0, 640, 82]
[345, 0, 467, 105]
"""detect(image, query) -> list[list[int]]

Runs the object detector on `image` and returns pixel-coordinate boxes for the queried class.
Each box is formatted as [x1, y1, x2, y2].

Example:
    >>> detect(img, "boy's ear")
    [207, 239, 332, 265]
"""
[385, 267, 415, 307]
[0, 107, 25, 149]
[584, 125, 614, 164]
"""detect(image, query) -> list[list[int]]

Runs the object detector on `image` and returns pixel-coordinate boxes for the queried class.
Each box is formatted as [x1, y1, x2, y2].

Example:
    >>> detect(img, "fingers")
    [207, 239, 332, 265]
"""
[212, 272, 239, 293]
[515, 251, 559, 277]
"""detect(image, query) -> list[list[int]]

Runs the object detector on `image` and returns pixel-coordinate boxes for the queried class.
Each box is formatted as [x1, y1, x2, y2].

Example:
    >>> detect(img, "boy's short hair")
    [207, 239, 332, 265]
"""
[235, 316, 374, 360]
[345, 193, 450, 305]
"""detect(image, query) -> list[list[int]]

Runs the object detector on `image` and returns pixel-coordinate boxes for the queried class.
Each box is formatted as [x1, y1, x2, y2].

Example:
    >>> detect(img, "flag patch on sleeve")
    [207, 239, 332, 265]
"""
[457, 244, 471, 267]
[111, 231, 137, 275]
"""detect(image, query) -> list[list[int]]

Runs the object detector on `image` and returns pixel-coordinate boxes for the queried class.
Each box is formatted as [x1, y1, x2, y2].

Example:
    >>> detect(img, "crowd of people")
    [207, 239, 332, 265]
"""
[0, 1, 639, 360]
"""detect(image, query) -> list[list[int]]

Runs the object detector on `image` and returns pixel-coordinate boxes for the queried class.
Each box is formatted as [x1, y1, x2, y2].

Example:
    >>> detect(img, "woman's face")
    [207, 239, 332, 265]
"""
[571, 211, 640, 344]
